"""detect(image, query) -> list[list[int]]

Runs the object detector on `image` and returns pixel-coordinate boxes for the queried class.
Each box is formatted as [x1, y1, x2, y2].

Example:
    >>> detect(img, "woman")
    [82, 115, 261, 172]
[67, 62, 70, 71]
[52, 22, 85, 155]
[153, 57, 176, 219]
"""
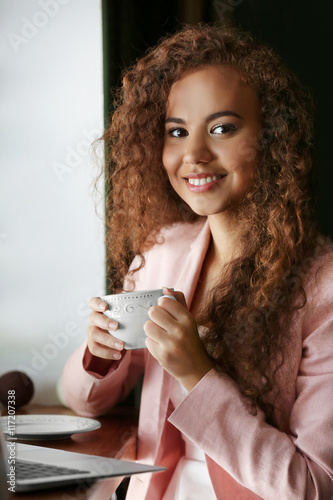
[62, 23, 333, 499]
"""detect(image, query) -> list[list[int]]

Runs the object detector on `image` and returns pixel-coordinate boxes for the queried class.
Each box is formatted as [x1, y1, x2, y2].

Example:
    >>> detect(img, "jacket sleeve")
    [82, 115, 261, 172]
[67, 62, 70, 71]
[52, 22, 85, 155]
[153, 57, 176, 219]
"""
[62, 342, 145, 417]
[168, 255, 333, 499]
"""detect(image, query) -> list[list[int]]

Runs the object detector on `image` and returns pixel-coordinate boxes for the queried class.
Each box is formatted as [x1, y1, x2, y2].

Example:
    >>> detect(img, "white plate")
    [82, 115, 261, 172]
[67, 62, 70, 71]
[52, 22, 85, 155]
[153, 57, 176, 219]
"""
[0, 414, 101, 440]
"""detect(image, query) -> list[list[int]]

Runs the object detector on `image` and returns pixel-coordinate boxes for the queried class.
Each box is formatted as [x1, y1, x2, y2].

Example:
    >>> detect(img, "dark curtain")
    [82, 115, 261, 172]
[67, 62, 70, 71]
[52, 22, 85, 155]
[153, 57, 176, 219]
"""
[101, 0, 333, 238]
[101, 0, 216, 121]
[233, 0, 333, 238]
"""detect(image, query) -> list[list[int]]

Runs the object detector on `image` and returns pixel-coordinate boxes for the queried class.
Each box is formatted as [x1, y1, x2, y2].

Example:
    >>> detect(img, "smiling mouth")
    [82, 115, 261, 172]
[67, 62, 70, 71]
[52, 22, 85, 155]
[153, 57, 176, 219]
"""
[186, 174, 225, 186]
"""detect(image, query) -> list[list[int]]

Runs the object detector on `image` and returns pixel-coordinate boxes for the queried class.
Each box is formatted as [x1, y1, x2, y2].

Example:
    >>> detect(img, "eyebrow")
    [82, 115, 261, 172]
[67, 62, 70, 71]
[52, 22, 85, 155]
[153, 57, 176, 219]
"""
[165, 110, 243, 124]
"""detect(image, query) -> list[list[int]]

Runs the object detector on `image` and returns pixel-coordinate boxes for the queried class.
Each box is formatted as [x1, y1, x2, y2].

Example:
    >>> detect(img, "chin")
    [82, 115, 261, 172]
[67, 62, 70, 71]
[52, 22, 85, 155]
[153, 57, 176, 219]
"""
[188, 204, 227, 217]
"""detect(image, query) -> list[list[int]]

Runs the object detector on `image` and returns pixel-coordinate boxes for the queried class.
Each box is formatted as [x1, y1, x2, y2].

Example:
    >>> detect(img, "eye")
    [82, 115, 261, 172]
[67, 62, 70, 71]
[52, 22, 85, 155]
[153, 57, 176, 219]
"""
[211, 123, 237, 135]
[167, 127, 188, 138]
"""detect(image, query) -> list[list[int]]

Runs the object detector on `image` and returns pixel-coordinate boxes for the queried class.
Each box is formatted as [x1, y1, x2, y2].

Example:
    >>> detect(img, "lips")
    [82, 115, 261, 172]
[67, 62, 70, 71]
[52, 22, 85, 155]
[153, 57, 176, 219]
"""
[184, 172, 227, 192]
[187, 175, 222, 186]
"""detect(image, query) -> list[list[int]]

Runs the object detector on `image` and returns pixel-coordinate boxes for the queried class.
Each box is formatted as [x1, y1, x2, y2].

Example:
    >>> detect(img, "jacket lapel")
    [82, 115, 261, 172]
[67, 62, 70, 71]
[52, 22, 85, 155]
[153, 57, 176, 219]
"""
[172, 219, 211, 308]
[138, 219, 211, 455]
[133, 219, 211, 498]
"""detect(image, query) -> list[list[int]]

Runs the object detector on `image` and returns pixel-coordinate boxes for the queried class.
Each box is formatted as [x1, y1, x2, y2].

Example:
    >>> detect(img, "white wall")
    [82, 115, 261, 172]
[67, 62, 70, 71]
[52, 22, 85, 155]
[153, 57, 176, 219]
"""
[0, 0, 105, 404]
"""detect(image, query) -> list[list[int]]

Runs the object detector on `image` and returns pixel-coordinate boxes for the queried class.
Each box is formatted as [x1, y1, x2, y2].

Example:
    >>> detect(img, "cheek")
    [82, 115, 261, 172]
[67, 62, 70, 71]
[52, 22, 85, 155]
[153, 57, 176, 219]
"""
[242, 166, 256, 189]
[232, 129, 262, 165]
[162, 146, 180, 176]
[229, 159, 257, 190]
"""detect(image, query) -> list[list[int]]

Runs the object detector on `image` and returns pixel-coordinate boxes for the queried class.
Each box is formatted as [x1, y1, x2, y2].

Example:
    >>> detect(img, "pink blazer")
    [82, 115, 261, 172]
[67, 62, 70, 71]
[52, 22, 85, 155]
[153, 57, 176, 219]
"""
[62, 219, 333, 499]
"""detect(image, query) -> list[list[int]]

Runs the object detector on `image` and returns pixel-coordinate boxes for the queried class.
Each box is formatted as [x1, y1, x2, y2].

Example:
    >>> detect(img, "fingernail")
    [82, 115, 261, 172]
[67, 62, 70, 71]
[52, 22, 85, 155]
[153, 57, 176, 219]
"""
[108, 322, 117, 331]
[99, 302, 107, 310]
[114, 341, 123, 350]
[162, 286, 172, 294]
[113, 352, 121, 360]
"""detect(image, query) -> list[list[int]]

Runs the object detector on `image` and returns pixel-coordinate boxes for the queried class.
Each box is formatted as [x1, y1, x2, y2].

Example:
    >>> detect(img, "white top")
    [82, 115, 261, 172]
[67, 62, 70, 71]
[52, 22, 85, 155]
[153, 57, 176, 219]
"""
[162, 377, 217, 500]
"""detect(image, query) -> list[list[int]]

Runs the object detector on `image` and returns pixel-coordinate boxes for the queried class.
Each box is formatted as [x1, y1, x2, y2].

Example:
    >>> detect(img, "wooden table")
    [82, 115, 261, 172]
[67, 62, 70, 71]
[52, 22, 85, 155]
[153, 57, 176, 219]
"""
[5, 404, 138, 500]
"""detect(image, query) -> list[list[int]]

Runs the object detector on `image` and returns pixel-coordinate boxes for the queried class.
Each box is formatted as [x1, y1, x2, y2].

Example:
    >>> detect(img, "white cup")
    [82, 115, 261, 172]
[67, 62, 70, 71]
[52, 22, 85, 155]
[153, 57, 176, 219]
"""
[100, 288, 176, 349]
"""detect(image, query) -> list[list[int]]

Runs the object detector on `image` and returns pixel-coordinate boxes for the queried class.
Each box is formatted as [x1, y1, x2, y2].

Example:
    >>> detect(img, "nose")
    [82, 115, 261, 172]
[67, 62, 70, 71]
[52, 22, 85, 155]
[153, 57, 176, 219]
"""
[183, 133, 213, 165]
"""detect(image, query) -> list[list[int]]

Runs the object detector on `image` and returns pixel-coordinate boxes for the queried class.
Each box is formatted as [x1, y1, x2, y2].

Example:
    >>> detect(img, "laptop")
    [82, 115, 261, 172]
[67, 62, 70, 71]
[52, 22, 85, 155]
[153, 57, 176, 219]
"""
[0, 424, 165, 494]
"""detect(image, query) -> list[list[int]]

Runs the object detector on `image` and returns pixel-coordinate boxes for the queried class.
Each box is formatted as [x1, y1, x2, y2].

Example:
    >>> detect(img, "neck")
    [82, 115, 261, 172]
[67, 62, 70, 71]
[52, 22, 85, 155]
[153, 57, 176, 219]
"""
[207, 212, 243, 267]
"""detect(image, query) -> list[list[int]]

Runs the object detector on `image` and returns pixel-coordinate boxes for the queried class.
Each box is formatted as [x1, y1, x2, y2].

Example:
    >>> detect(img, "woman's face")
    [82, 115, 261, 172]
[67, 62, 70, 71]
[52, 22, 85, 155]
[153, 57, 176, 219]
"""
[162, 65, 262, 218]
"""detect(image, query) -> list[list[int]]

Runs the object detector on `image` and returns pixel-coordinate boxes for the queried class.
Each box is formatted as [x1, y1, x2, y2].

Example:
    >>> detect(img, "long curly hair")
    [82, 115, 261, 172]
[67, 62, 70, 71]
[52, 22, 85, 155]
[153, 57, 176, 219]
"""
[101, 23, 320, 425]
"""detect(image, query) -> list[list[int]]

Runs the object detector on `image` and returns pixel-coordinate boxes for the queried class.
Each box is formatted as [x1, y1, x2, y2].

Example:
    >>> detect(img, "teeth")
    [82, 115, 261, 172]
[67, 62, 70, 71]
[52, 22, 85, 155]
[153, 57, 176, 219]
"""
[188, 175, 219, 186]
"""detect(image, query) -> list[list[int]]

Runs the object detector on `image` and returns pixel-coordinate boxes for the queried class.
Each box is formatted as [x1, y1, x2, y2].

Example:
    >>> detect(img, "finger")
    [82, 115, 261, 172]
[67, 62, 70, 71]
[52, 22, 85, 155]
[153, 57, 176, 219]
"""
[148, 303, 179, 331]
[144, 319, 167, 344]
[87, 338, 123, 360]
[89, 310, 119, 333]
[87, 326, 124, 359]
[155, 295, 188, 321]
[89, 296, 108, 312]
[148, 299, 197, 341]
[87, 326, 124, 350]
[145, 335, 160, 359]
[162, 287, 187, 308]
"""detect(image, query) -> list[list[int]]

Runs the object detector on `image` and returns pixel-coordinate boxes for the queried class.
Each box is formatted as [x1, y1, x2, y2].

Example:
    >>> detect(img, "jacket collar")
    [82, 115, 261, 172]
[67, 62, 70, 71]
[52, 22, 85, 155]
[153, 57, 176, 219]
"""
[173, 218, 211, 308]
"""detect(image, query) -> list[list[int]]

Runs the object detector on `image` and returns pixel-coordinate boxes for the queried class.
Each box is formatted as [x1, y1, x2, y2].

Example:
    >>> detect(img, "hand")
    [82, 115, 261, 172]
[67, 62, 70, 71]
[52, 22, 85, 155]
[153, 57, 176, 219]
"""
[86, 297, 125, 360]
[144, 288, 214, 391]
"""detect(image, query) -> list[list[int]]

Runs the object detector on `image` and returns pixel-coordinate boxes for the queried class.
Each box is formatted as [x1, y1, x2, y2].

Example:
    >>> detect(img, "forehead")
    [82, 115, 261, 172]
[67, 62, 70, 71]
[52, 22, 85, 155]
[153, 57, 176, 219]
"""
[165, 65, 260, 120]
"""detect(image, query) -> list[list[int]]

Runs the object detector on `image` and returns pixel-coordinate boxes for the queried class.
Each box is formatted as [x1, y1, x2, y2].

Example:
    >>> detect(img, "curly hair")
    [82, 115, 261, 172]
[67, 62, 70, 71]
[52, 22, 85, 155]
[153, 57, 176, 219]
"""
[101, 22, 320, 425]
